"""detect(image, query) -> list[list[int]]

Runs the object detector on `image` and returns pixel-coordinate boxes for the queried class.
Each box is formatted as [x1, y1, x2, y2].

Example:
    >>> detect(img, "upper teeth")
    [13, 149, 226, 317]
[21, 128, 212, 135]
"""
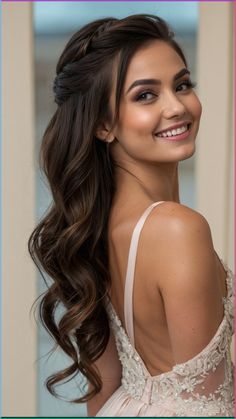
[156, 125, 188, 138]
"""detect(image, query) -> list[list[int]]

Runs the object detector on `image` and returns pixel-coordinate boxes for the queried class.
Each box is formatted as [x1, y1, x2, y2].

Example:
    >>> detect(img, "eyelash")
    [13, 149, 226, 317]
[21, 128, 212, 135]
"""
[135, 80, 197, 102]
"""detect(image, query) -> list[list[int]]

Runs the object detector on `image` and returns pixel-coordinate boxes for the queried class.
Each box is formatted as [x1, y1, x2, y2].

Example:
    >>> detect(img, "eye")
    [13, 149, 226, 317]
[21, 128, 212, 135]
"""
[176, 80, 197, 92]
[135, 91, 157, 102]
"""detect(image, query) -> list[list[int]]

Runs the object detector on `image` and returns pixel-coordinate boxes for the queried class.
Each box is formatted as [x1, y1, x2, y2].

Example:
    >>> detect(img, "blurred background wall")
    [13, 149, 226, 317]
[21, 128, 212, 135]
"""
[2, 3, 37, 417]
[2, 2, 234, 417]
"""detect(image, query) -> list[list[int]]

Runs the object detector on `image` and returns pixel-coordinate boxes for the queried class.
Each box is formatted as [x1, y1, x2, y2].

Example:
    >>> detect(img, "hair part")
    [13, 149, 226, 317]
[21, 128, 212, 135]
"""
[28, 14, 187, 403]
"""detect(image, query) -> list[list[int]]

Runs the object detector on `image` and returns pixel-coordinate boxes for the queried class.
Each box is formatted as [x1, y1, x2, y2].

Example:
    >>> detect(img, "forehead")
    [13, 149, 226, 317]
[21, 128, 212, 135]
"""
[124, 40, 186, 86]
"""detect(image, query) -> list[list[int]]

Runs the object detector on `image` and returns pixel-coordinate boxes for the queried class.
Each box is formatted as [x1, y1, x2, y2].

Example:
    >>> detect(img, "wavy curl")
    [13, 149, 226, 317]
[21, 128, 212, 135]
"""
[28, 14, 187, 403]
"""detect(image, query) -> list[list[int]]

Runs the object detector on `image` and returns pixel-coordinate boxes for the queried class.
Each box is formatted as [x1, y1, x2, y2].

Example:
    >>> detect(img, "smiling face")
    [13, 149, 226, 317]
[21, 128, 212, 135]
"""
[109, 40, 202, 165]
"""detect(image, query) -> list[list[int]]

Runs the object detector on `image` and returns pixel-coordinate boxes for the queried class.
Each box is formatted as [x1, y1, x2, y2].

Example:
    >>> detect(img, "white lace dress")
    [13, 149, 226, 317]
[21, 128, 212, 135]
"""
[96, 202, 234, 417]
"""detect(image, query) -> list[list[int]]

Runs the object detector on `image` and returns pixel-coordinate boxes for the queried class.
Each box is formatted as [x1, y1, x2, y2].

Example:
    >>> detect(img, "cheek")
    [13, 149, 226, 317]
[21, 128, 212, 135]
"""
[118, 105, 160, 133]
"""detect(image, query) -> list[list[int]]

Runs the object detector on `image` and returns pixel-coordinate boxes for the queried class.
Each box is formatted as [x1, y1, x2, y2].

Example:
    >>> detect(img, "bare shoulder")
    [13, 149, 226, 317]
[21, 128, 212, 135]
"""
[144, 201, 213, 252]
[142, 201, 224, 364]
[143, 200, 215, 284]
[149, 200, 210, 229]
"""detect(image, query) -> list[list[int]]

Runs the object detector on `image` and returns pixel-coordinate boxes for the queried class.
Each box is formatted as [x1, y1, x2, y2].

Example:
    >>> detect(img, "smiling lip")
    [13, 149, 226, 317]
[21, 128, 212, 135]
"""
[155, 124, 192, 142]
[156, 121, 192, 135]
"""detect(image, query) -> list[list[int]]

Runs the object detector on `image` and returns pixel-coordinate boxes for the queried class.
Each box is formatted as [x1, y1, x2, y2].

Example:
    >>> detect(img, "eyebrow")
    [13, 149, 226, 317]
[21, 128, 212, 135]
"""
[126, 68, 190, 94]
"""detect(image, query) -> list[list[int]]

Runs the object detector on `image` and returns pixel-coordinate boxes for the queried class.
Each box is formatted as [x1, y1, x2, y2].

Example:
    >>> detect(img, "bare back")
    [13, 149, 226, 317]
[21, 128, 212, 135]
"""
[107, 199, 228, 376]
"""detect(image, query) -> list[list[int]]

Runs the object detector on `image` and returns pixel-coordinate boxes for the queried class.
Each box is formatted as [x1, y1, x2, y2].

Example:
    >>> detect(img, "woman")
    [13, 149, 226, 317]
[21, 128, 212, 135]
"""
[29, 14, 234, 417]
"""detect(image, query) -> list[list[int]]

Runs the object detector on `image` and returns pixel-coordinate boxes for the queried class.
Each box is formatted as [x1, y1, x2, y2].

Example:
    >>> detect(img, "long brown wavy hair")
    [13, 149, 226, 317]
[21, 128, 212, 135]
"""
[28, 14, 187, 403]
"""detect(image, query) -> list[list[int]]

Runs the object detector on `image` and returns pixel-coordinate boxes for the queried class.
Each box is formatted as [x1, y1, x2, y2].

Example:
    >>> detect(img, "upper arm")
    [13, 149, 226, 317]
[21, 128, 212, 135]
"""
[147, 203, 224, 365]
[87, 328, 122, 416]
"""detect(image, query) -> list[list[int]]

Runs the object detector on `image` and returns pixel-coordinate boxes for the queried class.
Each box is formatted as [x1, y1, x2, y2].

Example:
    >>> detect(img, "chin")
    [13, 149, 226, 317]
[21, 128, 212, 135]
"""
[176, 142, 196, 162]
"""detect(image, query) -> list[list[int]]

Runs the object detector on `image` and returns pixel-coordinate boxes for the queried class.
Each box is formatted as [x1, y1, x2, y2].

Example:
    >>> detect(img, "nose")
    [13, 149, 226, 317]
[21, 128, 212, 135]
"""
[162, 91, 186, 119]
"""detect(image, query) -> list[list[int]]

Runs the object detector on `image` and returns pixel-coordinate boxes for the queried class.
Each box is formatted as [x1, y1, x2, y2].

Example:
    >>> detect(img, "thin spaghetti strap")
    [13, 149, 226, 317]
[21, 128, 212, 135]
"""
[124, 201, 165, 346]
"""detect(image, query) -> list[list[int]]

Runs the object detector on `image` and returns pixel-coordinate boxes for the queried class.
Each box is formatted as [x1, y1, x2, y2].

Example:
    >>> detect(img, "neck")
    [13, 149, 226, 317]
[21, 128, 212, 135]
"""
[114, 161, 180, 204]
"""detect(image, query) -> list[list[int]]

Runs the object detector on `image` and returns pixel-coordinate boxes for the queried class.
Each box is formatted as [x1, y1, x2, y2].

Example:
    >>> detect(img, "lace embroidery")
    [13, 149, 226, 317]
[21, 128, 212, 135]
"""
[106, 261, 234, 417]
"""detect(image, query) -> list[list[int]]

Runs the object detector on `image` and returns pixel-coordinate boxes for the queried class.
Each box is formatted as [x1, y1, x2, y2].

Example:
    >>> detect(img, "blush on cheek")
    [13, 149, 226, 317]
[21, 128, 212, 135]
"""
[129, 110, 159, 132]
